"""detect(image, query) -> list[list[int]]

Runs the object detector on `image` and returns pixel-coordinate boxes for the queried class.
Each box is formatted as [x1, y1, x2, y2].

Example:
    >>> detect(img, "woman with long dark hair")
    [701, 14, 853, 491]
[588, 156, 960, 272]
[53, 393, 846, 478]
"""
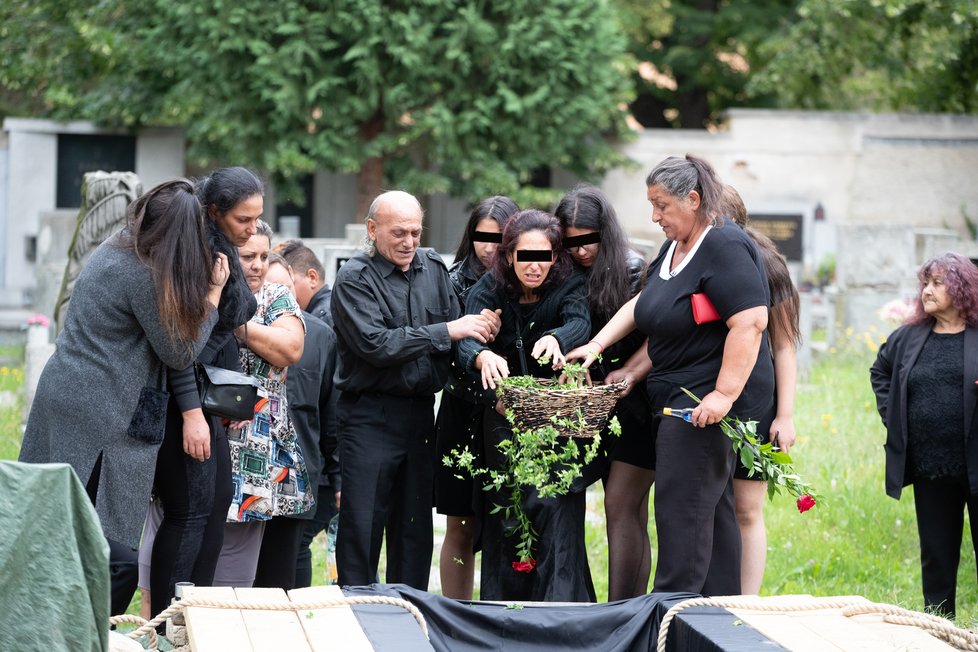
[20, 179, 228, 615]
[147, 167, 261, 617]
[554, 184, 652, 601]
[436, 196, 518, 599]
[456, 209, 592, 601]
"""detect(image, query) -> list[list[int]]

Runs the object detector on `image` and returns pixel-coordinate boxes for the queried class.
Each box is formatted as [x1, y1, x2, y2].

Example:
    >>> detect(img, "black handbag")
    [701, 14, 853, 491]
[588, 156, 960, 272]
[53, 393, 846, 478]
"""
[196, 363, 260, 421]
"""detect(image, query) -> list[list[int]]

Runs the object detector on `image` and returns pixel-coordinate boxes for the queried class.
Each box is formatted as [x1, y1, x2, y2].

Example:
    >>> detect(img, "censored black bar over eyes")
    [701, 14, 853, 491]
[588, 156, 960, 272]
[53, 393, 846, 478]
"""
[471, 231, 503, 243]
[562, 232, 601, 248]
[515, 249, 555, 262]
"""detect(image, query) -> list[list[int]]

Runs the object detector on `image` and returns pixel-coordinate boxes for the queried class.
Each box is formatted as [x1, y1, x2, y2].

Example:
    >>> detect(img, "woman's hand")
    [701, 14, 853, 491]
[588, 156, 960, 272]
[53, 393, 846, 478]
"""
[771, 416, 796, 453]
[182, 408, 211, 462]
[475, 349, 509, 390]
[604, 368, 637, 397]
[532, 334, 564, 368]
[207, 252, 230, 307]
[691, 390, 733, 428]
[563, 343, 601, 371]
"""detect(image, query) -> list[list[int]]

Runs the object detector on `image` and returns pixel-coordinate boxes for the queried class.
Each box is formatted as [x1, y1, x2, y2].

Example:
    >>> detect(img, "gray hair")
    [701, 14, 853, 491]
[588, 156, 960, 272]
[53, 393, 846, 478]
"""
[361, 191, 425, 256]
[646, 154, 724, 224]
[256, 218, 273, 240]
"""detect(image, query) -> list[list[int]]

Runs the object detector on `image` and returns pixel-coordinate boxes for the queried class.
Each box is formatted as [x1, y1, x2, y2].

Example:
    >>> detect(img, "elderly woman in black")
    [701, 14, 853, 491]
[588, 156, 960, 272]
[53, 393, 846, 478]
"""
[457, 209, 592, 601]
[871, 252, 978, 619]
[567, 154, 773, 596]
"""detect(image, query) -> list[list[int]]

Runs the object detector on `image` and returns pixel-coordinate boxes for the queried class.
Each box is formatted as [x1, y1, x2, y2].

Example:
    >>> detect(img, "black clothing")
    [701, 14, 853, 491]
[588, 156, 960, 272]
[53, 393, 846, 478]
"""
[306, 284, 333, 328]
[479, 409, 596, 602]
[632, 225, 771, 596]
[589, 249, 647, 382]
[285, 311, 338, 516]
[872, 323, 978, 620]
[870, 324, 978, 499]
[912, 476, 978, 618]
[457, 270, 591, 405]
[435, 255, 486, 517]
[296, 483, 339, 588]
[332, 248, 458, 396]
[457, 270, 592, 602]
[331, 248, 459, 590]
[636, 227, 774, 421]
[907, 331, 966, 480]
[254, 516, 306, 590]
[151, 235, 253, 615]
[337, 392, 436, 589]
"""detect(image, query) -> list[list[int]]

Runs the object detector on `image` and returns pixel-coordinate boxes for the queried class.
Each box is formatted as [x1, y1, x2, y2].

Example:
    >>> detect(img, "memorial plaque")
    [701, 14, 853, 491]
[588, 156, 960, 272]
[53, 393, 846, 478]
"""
[56, 134, 136, 208]
[747, 213, 803, 262]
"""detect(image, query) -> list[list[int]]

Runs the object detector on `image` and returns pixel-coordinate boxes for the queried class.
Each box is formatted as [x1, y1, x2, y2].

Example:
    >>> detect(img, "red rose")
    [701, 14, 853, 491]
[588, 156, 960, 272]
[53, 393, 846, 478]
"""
[511, 559, 537, 573]
[796, 494, 816, 513]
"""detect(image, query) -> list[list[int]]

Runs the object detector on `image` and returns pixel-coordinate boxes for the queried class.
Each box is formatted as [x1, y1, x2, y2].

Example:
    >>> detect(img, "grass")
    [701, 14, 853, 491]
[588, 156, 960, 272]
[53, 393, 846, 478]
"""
[0, 345, 25, 460]
[2, 331, 977, 627]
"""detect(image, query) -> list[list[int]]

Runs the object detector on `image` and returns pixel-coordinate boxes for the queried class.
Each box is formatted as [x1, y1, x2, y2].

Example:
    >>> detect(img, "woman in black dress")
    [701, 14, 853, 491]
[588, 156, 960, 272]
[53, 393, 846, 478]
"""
[435, 195, 518, 599]
[457, 209, 592, 601]
[554, 184, 653, 600]
[871, 252, 978, 619]
[567, 154, 773, 595]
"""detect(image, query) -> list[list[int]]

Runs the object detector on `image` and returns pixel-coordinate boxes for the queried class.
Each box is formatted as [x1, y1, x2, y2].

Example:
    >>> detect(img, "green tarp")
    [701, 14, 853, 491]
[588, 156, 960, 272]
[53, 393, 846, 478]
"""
[0, 461, 110, 651]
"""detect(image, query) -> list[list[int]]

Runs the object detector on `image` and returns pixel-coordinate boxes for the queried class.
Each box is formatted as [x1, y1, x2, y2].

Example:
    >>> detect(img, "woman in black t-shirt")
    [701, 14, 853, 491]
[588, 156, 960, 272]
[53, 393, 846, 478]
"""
[566, 154, 773, 596]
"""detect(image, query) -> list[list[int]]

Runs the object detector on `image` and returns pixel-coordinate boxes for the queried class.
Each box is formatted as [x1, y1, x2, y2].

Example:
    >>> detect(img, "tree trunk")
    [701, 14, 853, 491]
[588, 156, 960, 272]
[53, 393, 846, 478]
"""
[355, 110, 386, 221]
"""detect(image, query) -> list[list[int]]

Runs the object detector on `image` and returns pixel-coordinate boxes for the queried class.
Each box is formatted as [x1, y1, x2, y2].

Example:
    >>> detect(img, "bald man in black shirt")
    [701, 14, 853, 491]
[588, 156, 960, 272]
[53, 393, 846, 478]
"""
[331, 190, 499, 589]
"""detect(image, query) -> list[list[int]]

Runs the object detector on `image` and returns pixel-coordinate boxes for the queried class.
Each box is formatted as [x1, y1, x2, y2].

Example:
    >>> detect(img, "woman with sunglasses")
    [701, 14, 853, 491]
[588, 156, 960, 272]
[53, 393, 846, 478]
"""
[554, 185, 652, 601]
[456, 209, 592, 601]
[435, 196, 518, 599]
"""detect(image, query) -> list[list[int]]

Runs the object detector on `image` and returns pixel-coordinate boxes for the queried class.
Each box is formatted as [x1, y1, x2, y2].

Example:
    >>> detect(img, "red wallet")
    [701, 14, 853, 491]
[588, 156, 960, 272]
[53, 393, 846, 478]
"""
[690, 292, 721, 324]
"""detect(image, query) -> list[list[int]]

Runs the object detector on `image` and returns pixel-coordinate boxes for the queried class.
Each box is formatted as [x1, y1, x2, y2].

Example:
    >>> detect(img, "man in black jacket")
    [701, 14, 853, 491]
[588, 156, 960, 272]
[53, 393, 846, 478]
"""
[330, 191, 499, 589]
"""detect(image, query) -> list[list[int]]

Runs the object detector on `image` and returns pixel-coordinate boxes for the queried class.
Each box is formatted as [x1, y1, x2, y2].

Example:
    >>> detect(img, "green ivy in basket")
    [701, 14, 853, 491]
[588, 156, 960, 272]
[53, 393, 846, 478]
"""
[444, 363, 621, 566]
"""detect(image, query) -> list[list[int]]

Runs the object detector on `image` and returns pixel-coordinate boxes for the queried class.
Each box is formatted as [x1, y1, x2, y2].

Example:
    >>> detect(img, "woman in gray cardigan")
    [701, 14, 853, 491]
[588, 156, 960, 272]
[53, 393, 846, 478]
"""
[19, 178, 228, 613]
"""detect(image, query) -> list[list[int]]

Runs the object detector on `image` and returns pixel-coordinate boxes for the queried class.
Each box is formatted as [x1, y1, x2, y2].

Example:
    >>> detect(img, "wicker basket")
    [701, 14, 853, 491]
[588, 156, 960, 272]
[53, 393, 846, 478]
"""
[497, 379, 628, 438]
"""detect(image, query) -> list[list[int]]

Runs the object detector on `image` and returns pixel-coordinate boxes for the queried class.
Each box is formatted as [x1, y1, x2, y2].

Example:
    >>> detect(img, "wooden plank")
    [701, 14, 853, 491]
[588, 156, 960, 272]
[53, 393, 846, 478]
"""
[731, 612, 847, 652]
[733, 606, 959, 652]
[234, 587, 313, 652]
[288, 585, 375, 652]
[183, 586, 253, 652]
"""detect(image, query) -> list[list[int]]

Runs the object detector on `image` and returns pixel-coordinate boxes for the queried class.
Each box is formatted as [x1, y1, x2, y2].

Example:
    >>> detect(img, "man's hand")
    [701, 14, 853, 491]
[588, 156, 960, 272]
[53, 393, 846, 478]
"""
[447, 313, 497, 343]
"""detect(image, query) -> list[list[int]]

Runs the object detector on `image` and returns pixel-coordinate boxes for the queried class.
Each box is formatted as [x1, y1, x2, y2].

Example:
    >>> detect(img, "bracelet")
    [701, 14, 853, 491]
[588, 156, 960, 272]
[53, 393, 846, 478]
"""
[588, 339, 604, 354]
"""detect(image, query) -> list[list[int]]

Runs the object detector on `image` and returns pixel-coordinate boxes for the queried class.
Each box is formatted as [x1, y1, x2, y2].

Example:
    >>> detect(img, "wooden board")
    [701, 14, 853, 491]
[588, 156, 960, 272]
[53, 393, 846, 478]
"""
[730, 603, 958, 652]
[288, 585, 375, 652]
[183, 586, 252, 652]
[234, 587, 313, 652]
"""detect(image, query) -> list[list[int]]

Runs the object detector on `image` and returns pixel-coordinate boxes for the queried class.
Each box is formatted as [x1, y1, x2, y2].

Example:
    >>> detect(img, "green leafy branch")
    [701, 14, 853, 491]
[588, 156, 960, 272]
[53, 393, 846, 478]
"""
[680, 387, 819, 508]
[444, 392, 621, 563]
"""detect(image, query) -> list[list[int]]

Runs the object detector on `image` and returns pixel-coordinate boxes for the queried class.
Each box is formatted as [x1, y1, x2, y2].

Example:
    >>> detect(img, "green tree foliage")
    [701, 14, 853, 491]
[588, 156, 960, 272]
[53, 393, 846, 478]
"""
[749, 0, 978, 114]
[0, 0, 632, 214]
[614, 0, 796, 128]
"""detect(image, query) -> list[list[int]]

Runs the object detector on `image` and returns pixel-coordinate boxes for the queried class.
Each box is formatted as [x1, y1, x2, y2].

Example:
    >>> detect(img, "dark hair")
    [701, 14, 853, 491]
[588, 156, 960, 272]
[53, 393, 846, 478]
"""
[720, 184, 749, 227]
[745, 226, 801, 346]
[276, 239, 325, 278]
[554, 184, 633, 321]
[453, 195, 519, 270]
[196, 167, 264, 218]
[267, 251, 289, 269]
[907, 252, 978, 328]
[489, 209, 572, 298]
[646, 154, 724, 226]
[125, 178, 213, 347]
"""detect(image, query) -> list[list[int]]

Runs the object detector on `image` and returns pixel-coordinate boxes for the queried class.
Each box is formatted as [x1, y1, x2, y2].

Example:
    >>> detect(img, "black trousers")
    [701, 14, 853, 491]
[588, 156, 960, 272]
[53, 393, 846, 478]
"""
[295, 483, 339, 588]
[254, 516, 307, 590]
[85, 453, 139, 616]
[652, 417, 741, 596]
[336, 392, 435, 590]
[912, 476, 978, 618]
[149, 400, 232, 618]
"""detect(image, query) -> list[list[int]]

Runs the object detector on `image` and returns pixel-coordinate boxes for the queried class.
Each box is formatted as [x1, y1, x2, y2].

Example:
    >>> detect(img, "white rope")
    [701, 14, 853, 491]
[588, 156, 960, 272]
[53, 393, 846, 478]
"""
[656, 595, 978, 652]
